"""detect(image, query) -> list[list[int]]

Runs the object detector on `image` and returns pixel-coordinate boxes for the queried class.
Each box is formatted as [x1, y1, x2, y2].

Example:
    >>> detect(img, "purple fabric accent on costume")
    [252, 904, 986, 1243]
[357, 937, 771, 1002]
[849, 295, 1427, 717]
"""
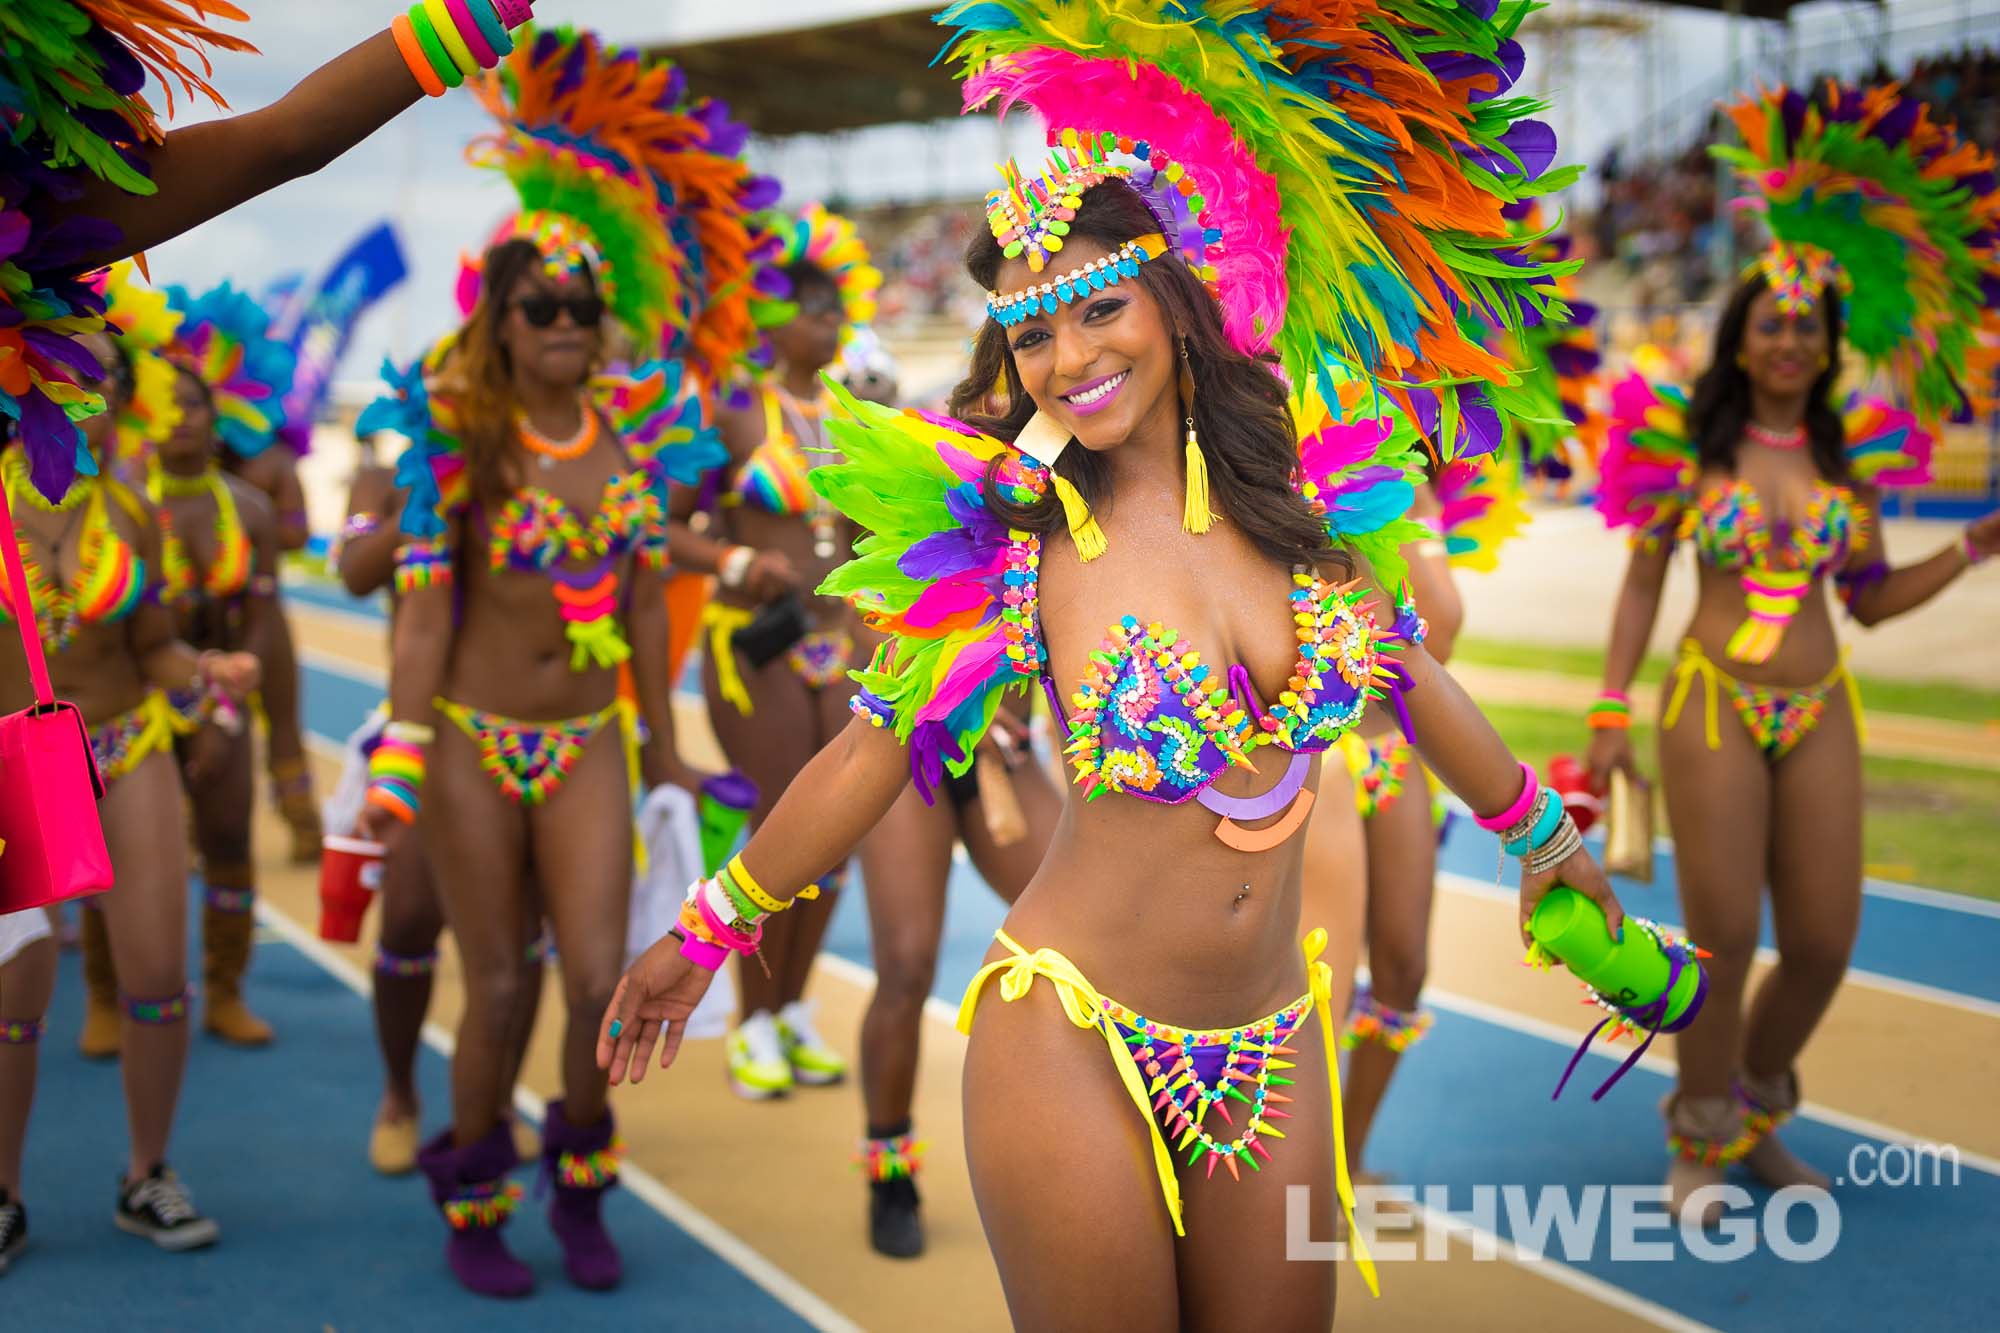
[1040, 673, 1068, 730]
[1378, 657, 1417, 741]
[1551, 942, 1708, 1103]
[1227, 663, 1266, 725]
[546, 556, 612, 587]
[1112, 1003, 1306, 1136]
[1196, 749, 1310, 821]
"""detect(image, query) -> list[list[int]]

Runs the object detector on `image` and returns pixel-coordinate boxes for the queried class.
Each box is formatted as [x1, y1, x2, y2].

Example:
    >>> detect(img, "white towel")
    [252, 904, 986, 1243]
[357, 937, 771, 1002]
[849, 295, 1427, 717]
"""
[628, 785, 734, 1040]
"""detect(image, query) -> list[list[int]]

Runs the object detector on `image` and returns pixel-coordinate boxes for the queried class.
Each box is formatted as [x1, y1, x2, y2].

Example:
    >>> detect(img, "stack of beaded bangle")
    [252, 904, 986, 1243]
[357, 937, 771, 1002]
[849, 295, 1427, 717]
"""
[391, 0, 531, 99]
[1586, 691, 1632, 730]
[366, 737, 427, 824]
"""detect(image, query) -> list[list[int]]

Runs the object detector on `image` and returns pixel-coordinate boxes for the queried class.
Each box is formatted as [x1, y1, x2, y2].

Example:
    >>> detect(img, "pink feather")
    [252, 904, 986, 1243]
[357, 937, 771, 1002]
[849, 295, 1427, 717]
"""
[964, 50, 1287, 359]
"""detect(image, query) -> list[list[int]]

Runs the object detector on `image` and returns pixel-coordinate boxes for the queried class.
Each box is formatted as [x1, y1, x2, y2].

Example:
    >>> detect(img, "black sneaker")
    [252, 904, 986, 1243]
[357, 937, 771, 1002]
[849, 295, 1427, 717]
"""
[0, 1189, 25, 1273]
[868, 1176, 925, 1259]
[115, 1164, 220, 1252]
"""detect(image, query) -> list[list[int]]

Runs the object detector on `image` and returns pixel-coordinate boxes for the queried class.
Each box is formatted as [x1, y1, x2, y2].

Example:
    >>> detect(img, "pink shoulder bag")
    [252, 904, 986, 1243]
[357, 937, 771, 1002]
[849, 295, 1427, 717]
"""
[0, 471, 113, 912]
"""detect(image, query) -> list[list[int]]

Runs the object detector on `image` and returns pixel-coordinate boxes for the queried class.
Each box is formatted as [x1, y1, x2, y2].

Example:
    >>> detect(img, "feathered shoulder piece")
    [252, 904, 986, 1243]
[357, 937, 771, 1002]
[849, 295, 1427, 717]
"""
[164, 280, 296, 460]
[1293, 381, 1432, 590]
[2, 0, 255, 193]
[1840, 395, 1933, 490]
[467, 26, 780, 380]
[592, 359, 729, 529]
[3, 1, 255, 500]
[1436, 455, 1529, 572]
[355, 342, 465, 541]
[1594, 372, 1696, 548]
[1713, 82, 2000, 423]
[810, 383, 1044, 799]
[938, 0, 1579, 460]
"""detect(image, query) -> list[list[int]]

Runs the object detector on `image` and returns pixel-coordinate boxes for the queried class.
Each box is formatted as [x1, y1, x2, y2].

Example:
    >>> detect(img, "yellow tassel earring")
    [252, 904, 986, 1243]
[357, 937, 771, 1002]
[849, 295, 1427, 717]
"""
[1015, 410, 1106, 561]
[1180, 342, 1213, 535]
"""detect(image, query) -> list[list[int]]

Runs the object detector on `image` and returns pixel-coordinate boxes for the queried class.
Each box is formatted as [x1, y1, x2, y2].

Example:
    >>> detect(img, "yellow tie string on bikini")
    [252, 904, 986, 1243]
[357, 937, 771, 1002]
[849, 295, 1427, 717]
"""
[1662, 640, 1723, 751]
[1304, 926, 1379, 1296]
[699, 602, 755, 715]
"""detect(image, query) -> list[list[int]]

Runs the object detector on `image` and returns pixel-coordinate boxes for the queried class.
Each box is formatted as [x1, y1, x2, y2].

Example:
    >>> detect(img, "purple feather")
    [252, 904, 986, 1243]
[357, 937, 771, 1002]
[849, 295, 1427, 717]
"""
[1454, 385, 1503, 458]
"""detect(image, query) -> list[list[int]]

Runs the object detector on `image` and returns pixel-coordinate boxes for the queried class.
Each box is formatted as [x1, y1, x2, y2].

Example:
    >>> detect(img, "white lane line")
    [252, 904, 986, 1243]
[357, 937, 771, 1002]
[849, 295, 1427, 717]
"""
[811, 955, 1710, 1332]
[251, 903, 862, 1333]
[1436, 873, 2000, 1021]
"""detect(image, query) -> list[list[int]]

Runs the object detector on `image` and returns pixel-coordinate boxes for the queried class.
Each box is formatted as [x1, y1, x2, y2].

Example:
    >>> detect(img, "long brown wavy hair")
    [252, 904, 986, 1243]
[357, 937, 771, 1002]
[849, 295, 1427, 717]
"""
[954, 181, 1342, 573]
[439, 238, 604, 502]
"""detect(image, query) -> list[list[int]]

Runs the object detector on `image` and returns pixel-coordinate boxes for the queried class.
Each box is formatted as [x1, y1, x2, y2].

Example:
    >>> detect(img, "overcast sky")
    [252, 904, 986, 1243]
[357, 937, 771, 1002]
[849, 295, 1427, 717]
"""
[142, 0, 1996, 389]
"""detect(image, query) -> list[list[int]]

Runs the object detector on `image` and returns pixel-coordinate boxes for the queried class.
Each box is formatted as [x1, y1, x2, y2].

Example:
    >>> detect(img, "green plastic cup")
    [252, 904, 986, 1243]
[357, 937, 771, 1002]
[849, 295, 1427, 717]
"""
[1529, 887, 1700, 1023]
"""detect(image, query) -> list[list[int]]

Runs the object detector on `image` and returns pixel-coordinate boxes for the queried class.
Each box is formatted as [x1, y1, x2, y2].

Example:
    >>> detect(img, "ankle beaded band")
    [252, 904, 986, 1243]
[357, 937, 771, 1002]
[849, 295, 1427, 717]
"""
[1, 1018, 46, 1044]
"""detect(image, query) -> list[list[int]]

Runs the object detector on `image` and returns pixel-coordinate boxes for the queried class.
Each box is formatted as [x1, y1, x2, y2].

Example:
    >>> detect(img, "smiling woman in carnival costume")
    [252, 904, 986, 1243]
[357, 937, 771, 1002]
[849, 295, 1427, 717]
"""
[354, 27, 769, 1299]
[601, 2, 1625, 1323]
[1588, 83, 2000, 1225]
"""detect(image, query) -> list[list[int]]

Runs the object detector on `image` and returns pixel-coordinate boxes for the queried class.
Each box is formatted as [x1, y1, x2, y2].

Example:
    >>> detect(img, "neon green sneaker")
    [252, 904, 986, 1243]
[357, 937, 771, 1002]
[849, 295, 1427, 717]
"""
[727, 1011, 793, 1100]
[776, 1000, 847, 1086]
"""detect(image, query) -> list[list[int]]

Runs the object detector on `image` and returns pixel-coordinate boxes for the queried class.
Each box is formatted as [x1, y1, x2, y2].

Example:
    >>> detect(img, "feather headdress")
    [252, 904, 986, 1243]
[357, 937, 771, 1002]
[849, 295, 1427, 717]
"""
[2, 0, 254, 499]
[465, 25, 782, 379]
[937, 0, 1580, 459]
[1713, 82, 2000, 423]
[164, 281, 295, 460]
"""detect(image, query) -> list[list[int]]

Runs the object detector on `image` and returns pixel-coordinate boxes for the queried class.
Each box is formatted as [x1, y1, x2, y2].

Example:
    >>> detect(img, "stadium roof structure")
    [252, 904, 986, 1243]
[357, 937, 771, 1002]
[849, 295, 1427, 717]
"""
[640, 0, 1877, 136]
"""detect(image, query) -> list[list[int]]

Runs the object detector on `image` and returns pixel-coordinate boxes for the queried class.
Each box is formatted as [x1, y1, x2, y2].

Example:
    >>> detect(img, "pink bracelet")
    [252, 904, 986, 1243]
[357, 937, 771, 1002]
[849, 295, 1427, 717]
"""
[678, 932, 729, 972]
[1474, 761, 1540, 831]
[1965, 530, 1987, 567]
[694, 883, 761, 954]
[444, 0, 496, 66]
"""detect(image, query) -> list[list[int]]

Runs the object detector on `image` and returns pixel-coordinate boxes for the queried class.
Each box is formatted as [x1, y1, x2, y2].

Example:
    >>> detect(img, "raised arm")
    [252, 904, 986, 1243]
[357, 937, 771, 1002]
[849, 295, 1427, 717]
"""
[1838, 491, 1998, 627]
[64, 31, 423, 271]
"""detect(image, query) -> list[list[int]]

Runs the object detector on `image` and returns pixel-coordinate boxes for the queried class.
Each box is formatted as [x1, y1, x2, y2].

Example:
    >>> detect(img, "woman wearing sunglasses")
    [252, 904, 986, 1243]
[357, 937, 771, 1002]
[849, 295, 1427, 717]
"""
[1, 306, 259, 1265]
[330, 460, 545, 1176]
[667, 206, 884, 1101]
[354, 31, 767, 1297]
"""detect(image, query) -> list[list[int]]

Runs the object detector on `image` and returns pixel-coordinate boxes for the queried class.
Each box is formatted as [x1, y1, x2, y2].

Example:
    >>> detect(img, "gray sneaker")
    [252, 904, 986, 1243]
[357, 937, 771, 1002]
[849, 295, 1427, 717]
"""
[115, 1164, 220, 1252]
[0, 1189, 26, 1273]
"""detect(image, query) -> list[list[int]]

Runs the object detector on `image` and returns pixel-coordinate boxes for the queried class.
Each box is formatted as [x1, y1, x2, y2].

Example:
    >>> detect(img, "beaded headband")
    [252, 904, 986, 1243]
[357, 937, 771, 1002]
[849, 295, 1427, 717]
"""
[986, 232, 1168, 327]
[986, 132, 1221, 291]
[1748, 240, 1849, 318]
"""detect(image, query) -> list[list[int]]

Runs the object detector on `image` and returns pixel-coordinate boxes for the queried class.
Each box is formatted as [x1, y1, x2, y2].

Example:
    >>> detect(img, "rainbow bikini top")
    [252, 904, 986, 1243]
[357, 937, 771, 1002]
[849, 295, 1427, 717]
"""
[151, 470, 254, 608]
[1683, 479, 1856, 578]
[0, 473, 149, 654]
[820, 388, 1433, 851]
[1597, 374, 1934, 663]
[728, 390, 816, 517]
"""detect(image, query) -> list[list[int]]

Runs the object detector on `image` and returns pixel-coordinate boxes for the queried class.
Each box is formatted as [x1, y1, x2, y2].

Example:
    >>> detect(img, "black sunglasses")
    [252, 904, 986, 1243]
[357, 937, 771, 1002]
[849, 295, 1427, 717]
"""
[513, 294, 605, 329]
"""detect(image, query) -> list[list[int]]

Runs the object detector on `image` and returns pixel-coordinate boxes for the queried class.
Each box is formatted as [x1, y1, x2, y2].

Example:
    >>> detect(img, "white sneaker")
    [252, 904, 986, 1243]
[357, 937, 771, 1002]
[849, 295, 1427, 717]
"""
[727, 1010, 793, 1100]
[776, 1000, 847, 1086]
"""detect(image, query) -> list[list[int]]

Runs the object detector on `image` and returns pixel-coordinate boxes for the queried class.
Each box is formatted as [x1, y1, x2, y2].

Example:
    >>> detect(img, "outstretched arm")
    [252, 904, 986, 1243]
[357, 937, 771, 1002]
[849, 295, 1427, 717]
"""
[64, 30, 426, 270]
[599, 716, 912, 1082]
[1840, 494, 1997, 627]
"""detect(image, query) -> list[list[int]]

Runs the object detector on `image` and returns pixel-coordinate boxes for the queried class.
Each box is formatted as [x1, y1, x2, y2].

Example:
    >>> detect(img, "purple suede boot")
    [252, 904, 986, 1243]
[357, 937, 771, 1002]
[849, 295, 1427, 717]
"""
[541, 1099, 623, 1290]
[418, 1126, 534, 1299]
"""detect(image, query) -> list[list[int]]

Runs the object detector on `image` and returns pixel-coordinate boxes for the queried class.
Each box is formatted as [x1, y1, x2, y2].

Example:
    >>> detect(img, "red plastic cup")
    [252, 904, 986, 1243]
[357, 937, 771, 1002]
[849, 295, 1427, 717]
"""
[318, 834, 385, 943]
[1547, 754, 1602, 835]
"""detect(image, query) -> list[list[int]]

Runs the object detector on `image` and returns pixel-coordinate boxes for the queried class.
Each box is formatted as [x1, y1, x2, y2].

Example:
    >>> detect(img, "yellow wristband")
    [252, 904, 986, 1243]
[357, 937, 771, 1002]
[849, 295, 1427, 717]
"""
[424, 0, 481, 77]
[727, 855, 820, 914]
